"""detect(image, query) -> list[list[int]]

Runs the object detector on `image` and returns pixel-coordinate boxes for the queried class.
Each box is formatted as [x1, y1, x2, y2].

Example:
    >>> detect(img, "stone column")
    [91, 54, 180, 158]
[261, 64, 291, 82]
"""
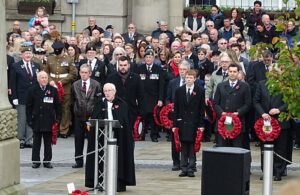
[168, 0, 185, 32]
[0, 0, 27, 194]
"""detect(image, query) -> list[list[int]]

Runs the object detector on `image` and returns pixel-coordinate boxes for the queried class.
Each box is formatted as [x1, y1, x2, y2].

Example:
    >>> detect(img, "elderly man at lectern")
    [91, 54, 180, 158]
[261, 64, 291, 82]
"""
[85, 83, 136, 192]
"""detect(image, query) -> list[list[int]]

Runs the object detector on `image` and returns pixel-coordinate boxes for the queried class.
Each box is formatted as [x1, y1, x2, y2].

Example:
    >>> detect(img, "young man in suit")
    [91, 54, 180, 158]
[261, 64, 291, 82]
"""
[173, 69, 205, 177]
[213, 63, 251, 148]
[10, 46, 41, 149]
[71, 64, 102, 168]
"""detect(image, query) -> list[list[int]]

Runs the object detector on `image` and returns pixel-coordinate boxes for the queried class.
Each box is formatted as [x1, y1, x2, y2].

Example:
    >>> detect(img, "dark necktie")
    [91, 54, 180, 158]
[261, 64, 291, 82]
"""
[83, 81, 87, 95]
[147, 66, 151, 72]
[26, 63, 32, 78]
[231, 82, 235, 89]
[265, 65, 269, 72]
[187, 88, 191, 102]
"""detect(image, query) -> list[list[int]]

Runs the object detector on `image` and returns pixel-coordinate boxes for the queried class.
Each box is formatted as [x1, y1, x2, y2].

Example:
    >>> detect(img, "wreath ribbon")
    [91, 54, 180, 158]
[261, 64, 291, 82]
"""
[194, 129, 204, 153]
[133, 116, 145, 141]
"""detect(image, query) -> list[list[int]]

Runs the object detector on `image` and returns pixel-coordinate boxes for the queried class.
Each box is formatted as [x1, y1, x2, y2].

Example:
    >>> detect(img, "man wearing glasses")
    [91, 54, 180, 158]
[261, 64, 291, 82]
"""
[205, 54, 231, 105]
[122, 23, 144, 47]
[217, 38, 228, 53]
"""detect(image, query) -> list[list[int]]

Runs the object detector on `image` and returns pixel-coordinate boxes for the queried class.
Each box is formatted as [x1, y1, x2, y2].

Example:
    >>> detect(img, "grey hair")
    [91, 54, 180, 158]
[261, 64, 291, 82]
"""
[80, 63, 92, 73]
[103, 83, 116, 92]
[179, 60, 191, 70]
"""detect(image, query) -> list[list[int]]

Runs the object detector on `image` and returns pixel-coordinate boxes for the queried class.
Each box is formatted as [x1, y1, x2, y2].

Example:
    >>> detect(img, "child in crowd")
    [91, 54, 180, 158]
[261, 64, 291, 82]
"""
[29, 6, 49, 34]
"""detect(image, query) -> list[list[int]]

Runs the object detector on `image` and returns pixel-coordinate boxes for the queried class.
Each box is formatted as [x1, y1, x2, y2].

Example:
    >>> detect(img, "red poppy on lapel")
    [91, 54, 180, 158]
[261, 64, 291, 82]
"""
[192, 91, 197, 96]
[235, 85, 240, 90]
[47, 90, 51, 95]
[114, 105, 119, 109]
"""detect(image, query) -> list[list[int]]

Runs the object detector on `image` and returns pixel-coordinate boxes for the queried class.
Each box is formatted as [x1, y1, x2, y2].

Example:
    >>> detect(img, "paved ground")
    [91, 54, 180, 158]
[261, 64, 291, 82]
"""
[20, 133, 300, 194]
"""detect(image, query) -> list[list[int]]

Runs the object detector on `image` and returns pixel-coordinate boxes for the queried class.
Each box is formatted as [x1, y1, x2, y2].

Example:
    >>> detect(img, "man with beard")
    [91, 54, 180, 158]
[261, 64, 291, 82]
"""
[78, 42, 106, 86]
[137, 49, 164, 142]
[45, 41, 77, 138]
[106, 56, 145, 137]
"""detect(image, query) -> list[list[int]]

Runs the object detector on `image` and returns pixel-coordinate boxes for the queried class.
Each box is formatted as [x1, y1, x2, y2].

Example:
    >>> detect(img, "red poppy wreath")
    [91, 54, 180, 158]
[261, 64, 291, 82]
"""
[254, 117, 281, 142]
[218, 113, 242, 139]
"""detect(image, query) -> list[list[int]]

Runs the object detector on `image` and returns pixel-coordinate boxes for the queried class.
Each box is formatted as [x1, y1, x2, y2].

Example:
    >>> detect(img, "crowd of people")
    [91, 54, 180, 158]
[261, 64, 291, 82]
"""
[5, 1, 300, 190]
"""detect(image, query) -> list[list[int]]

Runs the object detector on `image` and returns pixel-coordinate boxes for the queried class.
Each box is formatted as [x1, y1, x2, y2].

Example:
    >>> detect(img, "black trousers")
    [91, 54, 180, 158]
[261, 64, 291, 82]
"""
[32, 131, 52, 164]
[144, 113, 159, 138]
[180, 141, 195, 173]
[74, 118, 87, 165]
[171, 131, 180, 166]
[260, 130, 288, 176]
[216, 132, 246, 149]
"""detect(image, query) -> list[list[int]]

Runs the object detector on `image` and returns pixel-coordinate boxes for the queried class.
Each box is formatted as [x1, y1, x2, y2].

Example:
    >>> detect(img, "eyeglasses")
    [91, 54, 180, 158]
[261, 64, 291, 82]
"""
[128, 27, 135, 29]
[115, 53, 123, 56]
[206, 25, 213, 27]
[219, 43, 227, 45]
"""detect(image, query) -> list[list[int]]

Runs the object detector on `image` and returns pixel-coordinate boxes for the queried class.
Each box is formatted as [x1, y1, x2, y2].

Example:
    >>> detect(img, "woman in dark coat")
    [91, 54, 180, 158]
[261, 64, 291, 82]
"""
[196, 48, 214, 81]
[85, 83, 136, 192]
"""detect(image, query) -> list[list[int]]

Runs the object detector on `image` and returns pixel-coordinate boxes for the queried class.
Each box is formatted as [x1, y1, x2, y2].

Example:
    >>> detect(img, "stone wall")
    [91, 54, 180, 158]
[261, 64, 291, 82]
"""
[5, 0, 184, 35]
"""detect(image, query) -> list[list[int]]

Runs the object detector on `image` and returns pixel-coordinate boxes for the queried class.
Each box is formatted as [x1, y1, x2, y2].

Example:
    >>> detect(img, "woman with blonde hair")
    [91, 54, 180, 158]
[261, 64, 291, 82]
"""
[42, 39, 54, 55]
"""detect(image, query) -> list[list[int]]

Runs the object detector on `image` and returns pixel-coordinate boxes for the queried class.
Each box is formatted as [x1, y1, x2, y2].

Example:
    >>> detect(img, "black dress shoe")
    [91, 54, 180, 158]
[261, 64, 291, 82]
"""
[188, 172, 195, 177]
[274, 176, 282, 181]
[172, 165, 180, 171]
[25, 143, 33, 148]
[151, 137, 158, 142]
[32, 163, 40, 169]
[20, 143, 25, 149]
[72, 163, 83, 168]
[179, 171, 188, 177]
[43, 163, 53, 169]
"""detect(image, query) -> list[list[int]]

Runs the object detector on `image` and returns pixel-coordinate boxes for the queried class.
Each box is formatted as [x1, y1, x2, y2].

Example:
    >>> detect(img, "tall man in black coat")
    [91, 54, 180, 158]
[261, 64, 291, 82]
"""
[10, 46, 41, 149]
[26, 71, 61, 169]
[253, 79, 291, 181]
[78, 43, 107, 86]
[173, 69, 205, 177]
[214, 63, 251, 148]
[85, 83, 136, 192]
[106, 56, 145, 135]
[137, 49, 164, 142]
[71, 64, 102, 168]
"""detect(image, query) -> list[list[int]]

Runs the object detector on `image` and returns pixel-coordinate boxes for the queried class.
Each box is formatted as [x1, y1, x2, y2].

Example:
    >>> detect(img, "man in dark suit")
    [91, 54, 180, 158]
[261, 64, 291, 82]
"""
[173, 69, 205, 177]
[26, 71, 61, 169]
[137, 49, 164, 142]
[254, 79, 291, 181]
[247, 50, 272, 93]
[10, 46, 41, 149]
[71, 64, 102, 168]
[214, 63, 251, 148]
[182, 40, 198, 69]
[78, 43, 107, 86]
[166, 61, 204, 171]
[121, 23, 144, 49]
[106, 56, 145, 136]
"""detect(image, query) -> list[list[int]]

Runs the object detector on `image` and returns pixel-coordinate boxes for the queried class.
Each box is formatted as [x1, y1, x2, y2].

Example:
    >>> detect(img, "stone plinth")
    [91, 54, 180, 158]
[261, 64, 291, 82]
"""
[0, 109, 17, 141]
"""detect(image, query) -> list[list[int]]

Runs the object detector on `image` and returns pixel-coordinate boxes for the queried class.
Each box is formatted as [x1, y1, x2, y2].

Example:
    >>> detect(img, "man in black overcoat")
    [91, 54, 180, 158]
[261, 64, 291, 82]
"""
[173, 69, 205, 177]
[85, 83, 136, 192]
[26, 71, 61, 169]
[136, 49, 164, 142]
[214, 63, 251, 148]
[106, 56, 145, 135]
[253, 79, 291, 181]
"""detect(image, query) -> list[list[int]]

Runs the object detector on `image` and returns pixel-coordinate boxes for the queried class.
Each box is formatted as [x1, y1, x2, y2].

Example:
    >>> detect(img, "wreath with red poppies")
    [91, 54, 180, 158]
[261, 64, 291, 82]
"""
[133, 116, 145, 141]
[254, 117, 281, 142]
[206, 99, 217, 124]
[159, 103, 174, 129]
[153, 105, 163, 127]
[51, 121, 59, 145]
[173, 127, 181, 153]
[55, 81, 64, 103]
[218, 113, 242, 139]
[194, 129, 204, 153]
